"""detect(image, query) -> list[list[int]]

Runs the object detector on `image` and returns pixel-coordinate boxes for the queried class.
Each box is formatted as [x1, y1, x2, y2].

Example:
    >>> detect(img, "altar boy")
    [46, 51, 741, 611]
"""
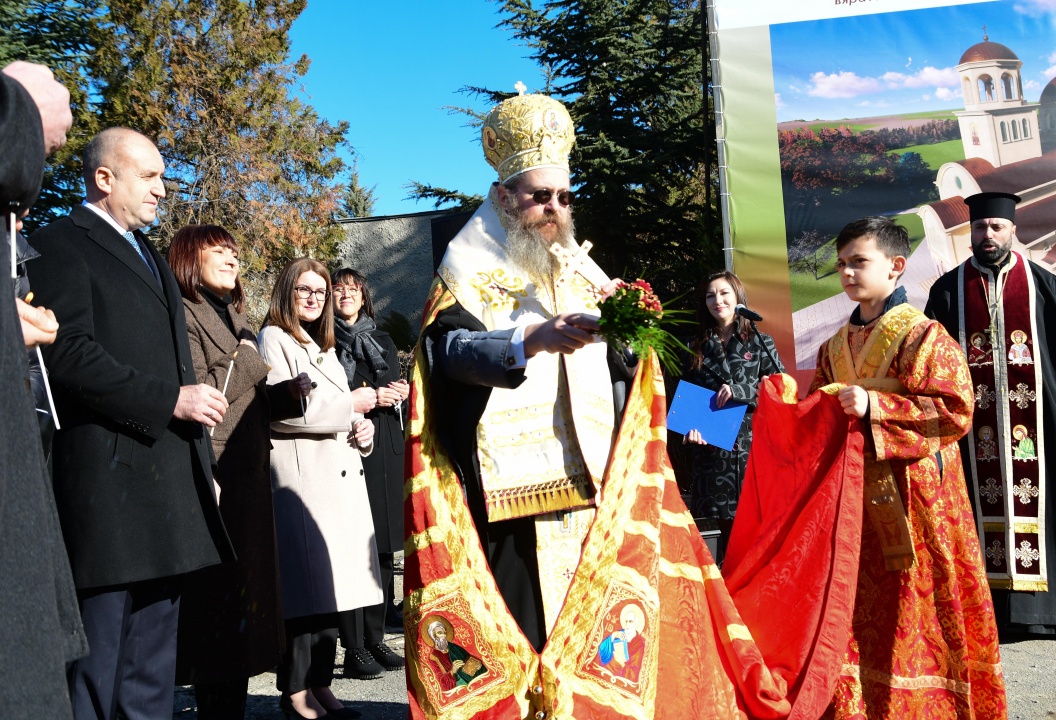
[810, 216, 1005, 717]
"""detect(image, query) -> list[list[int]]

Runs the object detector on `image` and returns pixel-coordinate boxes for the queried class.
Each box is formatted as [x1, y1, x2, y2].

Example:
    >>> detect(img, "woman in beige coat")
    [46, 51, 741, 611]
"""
[258, 258, 383, 720]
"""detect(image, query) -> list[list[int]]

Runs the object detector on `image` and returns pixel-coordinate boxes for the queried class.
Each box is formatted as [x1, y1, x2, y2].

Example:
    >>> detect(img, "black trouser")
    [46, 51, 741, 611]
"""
[277, 613, 338, 693]
[194, 677, 249, 720]
[338, 551, 394, 649]
[69, 576, 182, 720]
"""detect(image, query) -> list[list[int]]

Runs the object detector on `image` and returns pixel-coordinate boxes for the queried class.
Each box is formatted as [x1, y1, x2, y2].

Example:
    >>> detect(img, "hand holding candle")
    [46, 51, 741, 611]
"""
[210, 351, 238, 437]
[18, 292, 58, 348]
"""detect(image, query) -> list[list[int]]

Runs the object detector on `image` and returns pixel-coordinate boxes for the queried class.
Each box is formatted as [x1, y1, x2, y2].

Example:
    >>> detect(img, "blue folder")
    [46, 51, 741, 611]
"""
[666, 380, 748, 452]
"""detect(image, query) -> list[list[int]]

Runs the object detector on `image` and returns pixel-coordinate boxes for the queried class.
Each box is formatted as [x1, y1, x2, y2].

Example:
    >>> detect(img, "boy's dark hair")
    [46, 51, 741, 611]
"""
[835, 216, 910, 259]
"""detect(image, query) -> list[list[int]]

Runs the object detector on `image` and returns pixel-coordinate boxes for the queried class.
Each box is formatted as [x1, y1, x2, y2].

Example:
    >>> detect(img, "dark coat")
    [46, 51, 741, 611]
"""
[0, 74, 87, 717]
[27, 205, 235, 589]
[0, 73, 44, 214]
[176, 297, 300, 683]
[679, 329, 783, 521]
[348, 329, 405, 553]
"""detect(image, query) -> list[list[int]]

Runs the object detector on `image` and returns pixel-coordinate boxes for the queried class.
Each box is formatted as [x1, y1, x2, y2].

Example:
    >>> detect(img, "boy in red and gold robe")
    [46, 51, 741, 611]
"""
[810, 216, 1005, 718]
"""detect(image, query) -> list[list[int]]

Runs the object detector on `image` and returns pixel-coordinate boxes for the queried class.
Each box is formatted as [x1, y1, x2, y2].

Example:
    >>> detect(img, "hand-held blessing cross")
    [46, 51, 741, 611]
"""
[549, 241, 599, 289]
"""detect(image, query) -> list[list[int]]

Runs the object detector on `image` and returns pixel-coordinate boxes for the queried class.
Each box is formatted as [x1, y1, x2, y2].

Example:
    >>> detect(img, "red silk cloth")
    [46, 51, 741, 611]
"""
[405, 334, 863, 718]
[404, 342, 814, 718]
[724, 375, 864, 720]
[728, 366, 1006, 719]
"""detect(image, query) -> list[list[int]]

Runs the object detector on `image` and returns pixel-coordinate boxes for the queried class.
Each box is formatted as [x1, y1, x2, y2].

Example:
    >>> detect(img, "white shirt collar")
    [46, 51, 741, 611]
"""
[82, 201, 133, 237]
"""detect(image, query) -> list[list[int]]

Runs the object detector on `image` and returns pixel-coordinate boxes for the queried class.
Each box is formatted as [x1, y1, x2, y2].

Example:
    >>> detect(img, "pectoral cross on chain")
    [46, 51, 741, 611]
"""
[549, 241, 599, 291]
[987, 304, 999, 344]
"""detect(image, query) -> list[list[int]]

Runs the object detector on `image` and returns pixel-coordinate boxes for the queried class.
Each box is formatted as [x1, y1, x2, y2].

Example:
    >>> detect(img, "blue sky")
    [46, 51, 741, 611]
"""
[771, 0, 1056, 123]
[289, 1, 546, 216]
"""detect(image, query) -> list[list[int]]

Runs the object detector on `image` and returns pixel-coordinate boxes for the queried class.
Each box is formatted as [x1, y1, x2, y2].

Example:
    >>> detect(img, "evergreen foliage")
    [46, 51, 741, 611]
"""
[0, 0, 99, 227]
[411, 0, 719, 301]
[0, 0, 95, 66]
[87, 0, 348, 267]
[342, 160, 377, 219]
[404, 181, 484, 212]
[9, 0, 350, 268]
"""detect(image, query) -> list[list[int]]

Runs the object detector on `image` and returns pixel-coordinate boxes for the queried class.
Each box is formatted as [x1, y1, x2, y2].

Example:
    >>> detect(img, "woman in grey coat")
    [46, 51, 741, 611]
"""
[259, 257, 383, 720]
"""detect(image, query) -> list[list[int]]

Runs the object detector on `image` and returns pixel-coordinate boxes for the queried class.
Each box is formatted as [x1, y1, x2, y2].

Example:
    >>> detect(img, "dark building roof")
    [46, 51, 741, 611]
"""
[930, 153, 1056, 228]
[924, 194, 1056, 266]
[972, 152, 1056, 194]
[929, 196, 970, 230]
[960, 40, 1019, 65]
[1041, 77, 1056, 105]
[1009, 194, 1056, 248]
[958, 157, 996, 179]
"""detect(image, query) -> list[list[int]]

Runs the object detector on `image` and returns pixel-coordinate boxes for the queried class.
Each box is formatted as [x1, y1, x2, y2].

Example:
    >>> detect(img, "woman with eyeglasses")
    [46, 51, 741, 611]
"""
[168, 225, 312, 720]
[329, 268, 409, 680]
[258, 258, 383, 720]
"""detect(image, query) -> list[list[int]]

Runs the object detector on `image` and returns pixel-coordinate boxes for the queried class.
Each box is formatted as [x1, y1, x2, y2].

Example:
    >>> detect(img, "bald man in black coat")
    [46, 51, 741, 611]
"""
[29, 126, 238, 720]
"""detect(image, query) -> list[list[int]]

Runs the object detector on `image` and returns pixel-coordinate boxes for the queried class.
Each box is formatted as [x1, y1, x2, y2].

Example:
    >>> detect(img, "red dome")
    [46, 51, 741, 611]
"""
[1041, 76, 1056, 105]
[960, 40, 1019, 64]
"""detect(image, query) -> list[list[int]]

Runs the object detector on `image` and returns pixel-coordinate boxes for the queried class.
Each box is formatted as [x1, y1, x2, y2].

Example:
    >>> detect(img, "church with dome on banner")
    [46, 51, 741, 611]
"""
[918, 32, 1056, 273]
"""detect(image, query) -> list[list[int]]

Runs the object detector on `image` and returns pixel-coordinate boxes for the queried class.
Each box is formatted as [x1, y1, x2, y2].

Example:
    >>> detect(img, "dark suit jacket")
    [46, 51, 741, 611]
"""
[28, 205, 234, 589]
[0, 73, 44, 213]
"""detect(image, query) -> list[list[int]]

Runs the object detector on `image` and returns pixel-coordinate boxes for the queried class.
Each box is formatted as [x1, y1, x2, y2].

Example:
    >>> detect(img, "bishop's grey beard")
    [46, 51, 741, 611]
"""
[434, 637, 449, 652]
[501, 206, 577, 284]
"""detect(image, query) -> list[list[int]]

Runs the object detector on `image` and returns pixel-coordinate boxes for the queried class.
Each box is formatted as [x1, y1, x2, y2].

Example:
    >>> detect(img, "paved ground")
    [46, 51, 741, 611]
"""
[174, 618, 1056, 718]
[172, 559, 1056, 719]
[173, 629, 409, 720]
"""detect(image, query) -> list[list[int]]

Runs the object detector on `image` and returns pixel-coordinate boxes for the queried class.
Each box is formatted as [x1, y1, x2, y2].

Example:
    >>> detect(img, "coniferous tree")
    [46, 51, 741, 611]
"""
[404, 181, 483, 212]
[1, 0, 99, 228]
[78, 0, 349, 268]
[341, 161, 377, 219]
[498, 0, 715, 295]
[410, 1, 718, 300]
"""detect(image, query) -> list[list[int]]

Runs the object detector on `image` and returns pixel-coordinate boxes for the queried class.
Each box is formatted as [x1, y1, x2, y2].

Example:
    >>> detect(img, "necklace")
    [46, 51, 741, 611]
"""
[980, 268, 1008, 344]
[718, 322, 735, 345]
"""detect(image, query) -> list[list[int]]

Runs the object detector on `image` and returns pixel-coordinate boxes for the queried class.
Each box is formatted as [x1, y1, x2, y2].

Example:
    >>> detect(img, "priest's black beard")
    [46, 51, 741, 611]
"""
[502, 204, 577, 284]
[973, 244, 1012, 267]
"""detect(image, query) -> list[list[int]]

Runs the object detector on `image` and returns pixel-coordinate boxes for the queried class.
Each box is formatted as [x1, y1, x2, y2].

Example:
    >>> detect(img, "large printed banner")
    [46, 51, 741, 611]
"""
[711, 0, 1056, 383]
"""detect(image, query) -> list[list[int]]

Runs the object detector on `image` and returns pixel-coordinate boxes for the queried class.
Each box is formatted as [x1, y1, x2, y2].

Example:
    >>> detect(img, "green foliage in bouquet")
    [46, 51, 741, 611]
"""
[597, 280, 690, 372]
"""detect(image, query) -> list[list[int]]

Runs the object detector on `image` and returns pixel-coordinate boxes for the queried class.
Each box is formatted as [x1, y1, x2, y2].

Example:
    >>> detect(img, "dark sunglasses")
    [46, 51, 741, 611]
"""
[530, 189, 576, 207]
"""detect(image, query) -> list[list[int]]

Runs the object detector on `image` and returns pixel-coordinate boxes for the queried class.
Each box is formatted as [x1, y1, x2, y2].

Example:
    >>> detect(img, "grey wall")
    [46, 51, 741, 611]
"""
[334, 211, 446, 335]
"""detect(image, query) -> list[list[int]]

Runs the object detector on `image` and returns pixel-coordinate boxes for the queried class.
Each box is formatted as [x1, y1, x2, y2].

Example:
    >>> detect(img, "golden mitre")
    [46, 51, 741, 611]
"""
[482, 83, 575, 183]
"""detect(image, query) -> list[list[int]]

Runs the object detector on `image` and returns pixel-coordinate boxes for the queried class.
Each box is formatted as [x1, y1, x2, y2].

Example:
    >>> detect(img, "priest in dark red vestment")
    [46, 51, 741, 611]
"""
[927, 192, 1056, 639]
